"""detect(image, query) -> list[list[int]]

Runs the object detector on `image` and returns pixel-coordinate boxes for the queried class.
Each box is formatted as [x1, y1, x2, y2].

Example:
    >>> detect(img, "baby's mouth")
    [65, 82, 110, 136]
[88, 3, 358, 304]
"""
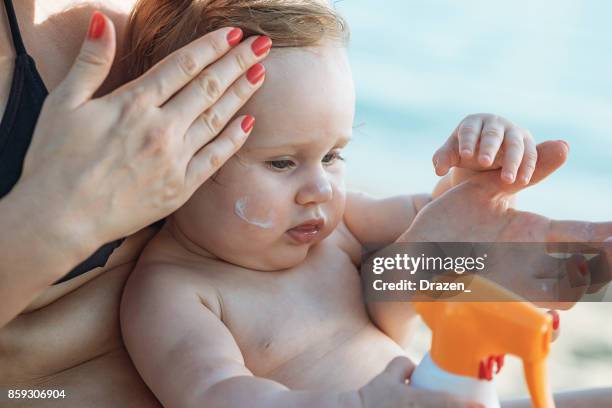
[286, 219, 325, 244]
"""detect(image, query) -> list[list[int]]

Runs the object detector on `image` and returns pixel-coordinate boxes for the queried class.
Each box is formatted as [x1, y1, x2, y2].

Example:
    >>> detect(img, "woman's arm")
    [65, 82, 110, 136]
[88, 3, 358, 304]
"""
[0, 188, 90, 325]
[0, 12, 269, 327]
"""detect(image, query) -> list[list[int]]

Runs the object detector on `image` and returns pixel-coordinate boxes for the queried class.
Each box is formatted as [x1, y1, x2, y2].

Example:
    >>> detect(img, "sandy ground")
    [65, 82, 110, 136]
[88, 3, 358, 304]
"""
[405, 299, 612, 399]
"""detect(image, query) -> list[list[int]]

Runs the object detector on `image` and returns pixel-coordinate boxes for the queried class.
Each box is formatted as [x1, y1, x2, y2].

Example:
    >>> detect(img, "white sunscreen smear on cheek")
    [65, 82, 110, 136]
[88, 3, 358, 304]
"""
[234, 197, 275, 229]
[315, 179, 333, 196]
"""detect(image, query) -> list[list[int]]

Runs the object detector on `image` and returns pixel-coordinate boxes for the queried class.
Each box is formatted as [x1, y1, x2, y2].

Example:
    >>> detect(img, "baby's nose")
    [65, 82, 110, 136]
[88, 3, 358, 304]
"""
[296, 178, 333, 205]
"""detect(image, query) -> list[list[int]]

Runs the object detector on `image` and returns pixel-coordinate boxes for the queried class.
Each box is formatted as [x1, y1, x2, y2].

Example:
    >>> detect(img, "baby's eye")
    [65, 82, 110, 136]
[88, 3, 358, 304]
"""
[322, 151, 345, 165]
[266, 159, 296, 171]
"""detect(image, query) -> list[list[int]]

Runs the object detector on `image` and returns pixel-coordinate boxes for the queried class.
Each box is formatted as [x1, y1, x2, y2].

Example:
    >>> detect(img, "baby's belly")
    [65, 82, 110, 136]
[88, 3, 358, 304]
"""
[261, 322, 406, 391]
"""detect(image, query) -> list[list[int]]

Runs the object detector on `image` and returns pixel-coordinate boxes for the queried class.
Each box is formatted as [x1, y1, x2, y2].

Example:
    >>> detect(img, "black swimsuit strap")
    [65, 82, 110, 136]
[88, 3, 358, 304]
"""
[3, 0, 27, 55]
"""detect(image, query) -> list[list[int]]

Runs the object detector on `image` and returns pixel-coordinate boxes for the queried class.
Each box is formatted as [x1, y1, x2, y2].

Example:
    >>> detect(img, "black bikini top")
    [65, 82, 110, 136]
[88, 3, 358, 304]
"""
[0, 0, 123, 284]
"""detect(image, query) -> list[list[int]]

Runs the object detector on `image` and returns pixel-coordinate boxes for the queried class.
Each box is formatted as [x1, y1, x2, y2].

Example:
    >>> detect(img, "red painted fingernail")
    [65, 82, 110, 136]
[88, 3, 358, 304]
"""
[495, 355, 505, 374]
[486, 356, 494, 381]
[548, 310, 560, 330]
[227, 28, 243, 46]
[246, 63, 266, 84]
[478, 360, 486, 380]
[578, 261, 588, 276]
[251, 36, 272, 56]
[88, 12, 105, 40]
[241, 115, 255, 133]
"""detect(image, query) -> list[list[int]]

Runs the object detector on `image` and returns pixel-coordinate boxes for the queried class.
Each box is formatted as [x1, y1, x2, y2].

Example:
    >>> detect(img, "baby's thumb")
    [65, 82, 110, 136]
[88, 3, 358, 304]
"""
[384, 356, 415, 383]
[55, 11, 116, 108]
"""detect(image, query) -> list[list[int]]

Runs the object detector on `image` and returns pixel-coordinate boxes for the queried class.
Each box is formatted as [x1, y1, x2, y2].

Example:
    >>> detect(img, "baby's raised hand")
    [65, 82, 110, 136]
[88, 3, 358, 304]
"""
[433, 113, 542, 185]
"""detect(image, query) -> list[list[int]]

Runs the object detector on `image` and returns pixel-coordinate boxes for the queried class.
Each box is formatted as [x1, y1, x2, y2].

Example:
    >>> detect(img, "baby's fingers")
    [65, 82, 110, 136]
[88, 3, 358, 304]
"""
[478, 120, 505, 167]
[516, 133, 538, 185]
[433, 134, 460, 176]
[500, 128, 525, 184]
[457, 116, 484, 159]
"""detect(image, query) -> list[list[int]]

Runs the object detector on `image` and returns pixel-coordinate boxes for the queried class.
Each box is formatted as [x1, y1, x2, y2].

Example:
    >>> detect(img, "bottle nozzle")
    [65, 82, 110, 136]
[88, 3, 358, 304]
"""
[413, 275, 556, 408]
[524, 360, 555, 408]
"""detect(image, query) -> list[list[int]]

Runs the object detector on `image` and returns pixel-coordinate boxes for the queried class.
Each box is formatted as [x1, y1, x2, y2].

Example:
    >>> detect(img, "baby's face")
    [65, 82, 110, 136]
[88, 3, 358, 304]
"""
[173, 45, 355, 270]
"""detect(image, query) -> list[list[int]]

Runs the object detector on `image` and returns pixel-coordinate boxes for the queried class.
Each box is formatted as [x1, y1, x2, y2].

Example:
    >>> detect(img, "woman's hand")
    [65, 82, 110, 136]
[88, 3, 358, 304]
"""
[433, 113, 541, 185]
[405, 141, 612, 308]
[15, 12, 269, 259]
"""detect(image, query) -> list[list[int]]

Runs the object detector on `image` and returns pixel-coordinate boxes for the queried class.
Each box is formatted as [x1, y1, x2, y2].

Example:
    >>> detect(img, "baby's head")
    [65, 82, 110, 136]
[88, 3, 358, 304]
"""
[128, 0, 354, 271]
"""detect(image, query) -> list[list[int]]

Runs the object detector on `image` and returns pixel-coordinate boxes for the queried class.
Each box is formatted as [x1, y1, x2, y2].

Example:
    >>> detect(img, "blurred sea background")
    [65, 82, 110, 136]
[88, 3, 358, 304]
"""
[335, 0, 612, 400]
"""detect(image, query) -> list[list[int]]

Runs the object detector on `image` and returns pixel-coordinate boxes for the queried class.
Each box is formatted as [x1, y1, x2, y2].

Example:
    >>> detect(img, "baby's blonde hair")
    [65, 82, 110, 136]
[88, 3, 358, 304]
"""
[126, 0, 349, 79]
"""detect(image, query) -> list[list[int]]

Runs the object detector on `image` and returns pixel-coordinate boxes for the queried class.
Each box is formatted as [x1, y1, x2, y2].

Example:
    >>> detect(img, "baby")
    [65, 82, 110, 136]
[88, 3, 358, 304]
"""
[121, 1, 540, 407]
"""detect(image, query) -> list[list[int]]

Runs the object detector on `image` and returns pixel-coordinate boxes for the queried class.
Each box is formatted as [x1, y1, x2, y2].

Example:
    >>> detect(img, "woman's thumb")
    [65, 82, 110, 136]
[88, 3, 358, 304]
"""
[55, 12, 116, 108]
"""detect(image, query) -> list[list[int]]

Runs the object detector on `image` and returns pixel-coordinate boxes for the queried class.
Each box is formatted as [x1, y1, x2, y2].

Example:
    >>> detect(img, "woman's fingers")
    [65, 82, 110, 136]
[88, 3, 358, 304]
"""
[548, 221, 612, 243]
[54, 12, 116, 108]
[559, 254, 591, 306]
[516, 133, 537, 185]
[184, 65, 266, 152]
[121, 27, 242, 106]
[164, 35, 271, 125]
[484, 140, 568, 195]
[586, 246, 612, 294]
[185, 115, 254, 193]
[547, 310, 561, 342]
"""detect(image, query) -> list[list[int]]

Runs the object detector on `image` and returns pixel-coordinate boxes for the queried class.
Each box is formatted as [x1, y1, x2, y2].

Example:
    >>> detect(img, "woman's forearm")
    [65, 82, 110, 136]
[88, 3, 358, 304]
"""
[0, 184, 94, 327]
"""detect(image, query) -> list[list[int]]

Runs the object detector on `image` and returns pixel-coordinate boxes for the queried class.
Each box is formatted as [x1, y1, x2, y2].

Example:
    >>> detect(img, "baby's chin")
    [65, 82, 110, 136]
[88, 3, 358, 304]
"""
[228, 246, 311, 272]
[210, 217, 340, 272]
[211, 237, 320, 272]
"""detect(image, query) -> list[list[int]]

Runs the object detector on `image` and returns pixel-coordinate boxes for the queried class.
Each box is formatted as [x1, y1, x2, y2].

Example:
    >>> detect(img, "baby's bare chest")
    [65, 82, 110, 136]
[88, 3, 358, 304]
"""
[212, 243, 404, 390]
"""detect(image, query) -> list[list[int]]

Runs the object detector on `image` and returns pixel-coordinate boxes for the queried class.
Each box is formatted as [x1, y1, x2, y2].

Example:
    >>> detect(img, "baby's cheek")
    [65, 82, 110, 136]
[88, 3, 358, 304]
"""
[233, 195, 277, 229]
[328, 177, 347, 225]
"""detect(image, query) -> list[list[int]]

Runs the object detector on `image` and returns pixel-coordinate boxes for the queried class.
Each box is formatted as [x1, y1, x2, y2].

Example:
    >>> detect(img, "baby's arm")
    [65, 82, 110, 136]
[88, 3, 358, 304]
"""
[344, 193, 431, 348]
[343, 192, 431, 249]
[120, 264, 357, 408]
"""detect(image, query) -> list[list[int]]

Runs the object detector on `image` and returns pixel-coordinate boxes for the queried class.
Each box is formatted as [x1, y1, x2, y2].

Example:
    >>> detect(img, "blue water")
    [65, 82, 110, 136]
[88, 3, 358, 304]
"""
[336, 0, 611, 222]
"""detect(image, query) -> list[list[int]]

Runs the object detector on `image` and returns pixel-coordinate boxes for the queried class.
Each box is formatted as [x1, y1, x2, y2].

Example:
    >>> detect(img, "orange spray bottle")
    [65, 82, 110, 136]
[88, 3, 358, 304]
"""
[410, 275, 555, 408]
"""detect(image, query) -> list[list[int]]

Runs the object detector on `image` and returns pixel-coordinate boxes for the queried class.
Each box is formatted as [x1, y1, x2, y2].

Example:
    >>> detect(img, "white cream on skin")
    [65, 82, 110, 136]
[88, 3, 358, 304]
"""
[314, 179, 333, 196]
[234, 197, 275, 229]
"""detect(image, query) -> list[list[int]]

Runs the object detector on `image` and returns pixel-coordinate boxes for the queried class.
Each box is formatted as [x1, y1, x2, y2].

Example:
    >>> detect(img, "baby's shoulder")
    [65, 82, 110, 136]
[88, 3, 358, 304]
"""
[127, 260, 225, 321]
[126, 232, 226, 319]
